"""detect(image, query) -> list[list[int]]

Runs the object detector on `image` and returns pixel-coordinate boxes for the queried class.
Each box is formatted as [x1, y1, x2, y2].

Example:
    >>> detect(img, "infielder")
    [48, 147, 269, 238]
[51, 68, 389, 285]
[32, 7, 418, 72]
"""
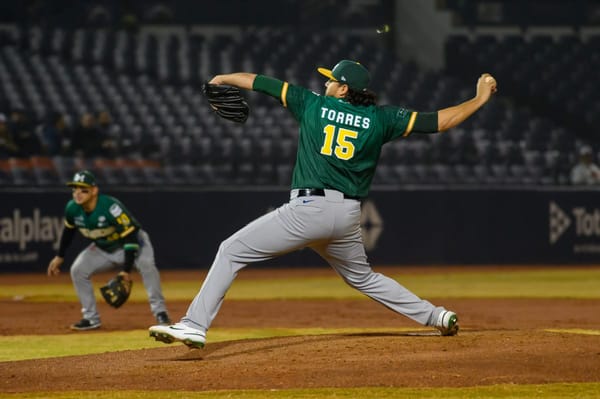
[48, 170, 171, 330]
[150, 60, 497, 347]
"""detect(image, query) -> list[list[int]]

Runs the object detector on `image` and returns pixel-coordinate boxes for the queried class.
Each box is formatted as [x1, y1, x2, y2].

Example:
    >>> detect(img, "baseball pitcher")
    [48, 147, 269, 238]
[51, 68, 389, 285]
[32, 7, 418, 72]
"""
[150, 60, 497, 348]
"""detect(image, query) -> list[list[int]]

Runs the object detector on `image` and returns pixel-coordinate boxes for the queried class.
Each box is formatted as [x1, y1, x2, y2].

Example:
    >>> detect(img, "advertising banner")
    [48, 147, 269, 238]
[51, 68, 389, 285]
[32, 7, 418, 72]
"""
[1, 188, 598, 272]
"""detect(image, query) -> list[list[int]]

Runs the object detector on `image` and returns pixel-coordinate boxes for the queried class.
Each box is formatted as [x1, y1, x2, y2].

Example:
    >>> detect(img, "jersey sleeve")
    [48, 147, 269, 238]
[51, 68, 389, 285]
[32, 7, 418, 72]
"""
[379, 105, 418, 142]
[284, 84, 318, 122]
[106, 197, 139, 238]
[252, 75, 316, 123]
[253, 75, 286, 102]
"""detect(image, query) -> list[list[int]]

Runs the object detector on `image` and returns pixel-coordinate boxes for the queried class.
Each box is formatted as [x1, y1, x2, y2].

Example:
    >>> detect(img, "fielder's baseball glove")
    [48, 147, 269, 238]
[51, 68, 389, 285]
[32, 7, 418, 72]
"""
[99, 275, 132, 308]
[201, 82, 249, 124]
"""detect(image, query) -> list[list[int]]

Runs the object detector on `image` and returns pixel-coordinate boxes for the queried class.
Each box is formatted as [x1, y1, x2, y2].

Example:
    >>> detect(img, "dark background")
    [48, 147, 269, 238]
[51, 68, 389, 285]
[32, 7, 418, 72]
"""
[1, 0, 599, 271]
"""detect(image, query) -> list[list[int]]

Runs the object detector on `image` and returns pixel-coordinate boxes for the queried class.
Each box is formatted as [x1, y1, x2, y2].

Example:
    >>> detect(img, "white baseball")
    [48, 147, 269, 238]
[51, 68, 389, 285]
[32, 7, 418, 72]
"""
[485, 76, 494, 83]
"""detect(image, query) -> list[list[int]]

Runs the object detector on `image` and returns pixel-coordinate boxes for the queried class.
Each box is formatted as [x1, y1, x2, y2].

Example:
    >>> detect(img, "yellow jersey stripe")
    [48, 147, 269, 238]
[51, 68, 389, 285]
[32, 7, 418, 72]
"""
[64, 220, 75, 228]
[281, 82, 289, 107]
[403, 112, 417, 137]
[120, 226, 136, 238]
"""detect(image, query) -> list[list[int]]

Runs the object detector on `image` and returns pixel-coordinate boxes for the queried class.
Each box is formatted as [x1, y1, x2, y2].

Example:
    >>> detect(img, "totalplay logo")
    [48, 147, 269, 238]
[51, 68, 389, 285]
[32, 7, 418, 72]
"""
[549, 201, 600, 244]
[0, 209, 63, 250]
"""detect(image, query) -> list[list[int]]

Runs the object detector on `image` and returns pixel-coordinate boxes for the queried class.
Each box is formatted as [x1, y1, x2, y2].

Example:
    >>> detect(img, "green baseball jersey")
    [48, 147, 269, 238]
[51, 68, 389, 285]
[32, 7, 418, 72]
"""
[64, 194, 140, 252]
[283, 84, 416, 198]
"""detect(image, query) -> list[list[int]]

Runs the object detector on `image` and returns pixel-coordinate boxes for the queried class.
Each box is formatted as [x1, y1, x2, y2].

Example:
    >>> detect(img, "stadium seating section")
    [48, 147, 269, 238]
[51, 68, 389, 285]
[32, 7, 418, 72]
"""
[0, 24, 593, 187]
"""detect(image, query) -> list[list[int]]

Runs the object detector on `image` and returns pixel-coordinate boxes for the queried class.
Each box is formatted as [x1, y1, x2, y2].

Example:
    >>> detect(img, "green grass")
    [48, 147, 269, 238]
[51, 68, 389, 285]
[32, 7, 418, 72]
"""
[0, 330, 157, 361]
[396, 268, 600, 299]
[3, 268, 600, 302]
[546, 328, 600, 335]
[4, 383, 600, 399]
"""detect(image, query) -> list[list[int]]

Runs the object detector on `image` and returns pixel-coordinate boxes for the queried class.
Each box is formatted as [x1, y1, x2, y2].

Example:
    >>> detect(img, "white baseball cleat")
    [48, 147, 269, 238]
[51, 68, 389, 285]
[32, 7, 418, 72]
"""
[149, 323, 206, 348]
[435, 310, 459, 336]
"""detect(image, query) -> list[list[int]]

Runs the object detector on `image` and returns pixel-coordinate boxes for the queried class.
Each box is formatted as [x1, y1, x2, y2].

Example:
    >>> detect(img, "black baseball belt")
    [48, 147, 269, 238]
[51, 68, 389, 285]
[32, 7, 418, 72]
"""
[296, 188, 361, 201]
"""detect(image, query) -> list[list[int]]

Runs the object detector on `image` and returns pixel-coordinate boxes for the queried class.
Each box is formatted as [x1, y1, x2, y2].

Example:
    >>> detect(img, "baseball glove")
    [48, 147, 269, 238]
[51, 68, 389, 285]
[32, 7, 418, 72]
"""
[201, 82, 249, 124]
[99, 275, 132, 308]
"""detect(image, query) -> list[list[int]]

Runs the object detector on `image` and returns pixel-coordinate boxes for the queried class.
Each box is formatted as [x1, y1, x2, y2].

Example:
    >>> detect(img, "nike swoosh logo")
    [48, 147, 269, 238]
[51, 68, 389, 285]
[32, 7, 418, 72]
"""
[302, 199, 315, 204]
[168, 326, 205, 337]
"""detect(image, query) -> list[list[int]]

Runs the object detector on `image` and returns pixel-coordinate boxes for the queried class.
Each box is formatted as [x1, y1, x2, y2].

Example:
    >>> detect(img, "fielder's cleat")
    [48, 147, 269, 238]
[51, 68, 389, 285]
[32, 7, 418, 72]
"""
[149, 323, 206, 348]
[70, 319, 101, 331]
[155, 311, 172, 326]
[435, 310, 459, 336]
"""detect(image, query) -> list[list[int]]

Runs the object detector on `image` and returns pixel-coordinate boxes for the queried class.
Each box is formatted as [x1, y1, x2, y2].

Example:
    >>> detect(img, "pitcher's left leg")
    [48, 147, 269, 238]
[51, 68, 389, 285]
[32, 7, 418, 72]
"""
[182, 198, 333, 333]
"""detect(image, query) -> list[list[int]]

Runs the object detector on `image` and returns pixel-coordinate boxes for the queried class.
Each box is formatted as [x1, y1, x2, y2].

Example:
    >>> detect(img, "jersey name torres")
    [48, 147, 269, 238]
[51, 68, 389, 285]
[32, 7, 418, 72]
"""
[284, 84, 415, 198]
[64, 194, 140, 252]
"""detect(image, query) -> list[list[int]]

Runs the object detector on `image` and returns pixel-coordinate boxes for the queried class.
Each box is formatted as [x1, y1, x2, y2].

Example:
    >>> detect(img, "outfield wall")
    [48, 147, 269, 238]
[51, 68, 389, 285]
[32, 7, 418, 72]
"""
[1, 187, 599, 272]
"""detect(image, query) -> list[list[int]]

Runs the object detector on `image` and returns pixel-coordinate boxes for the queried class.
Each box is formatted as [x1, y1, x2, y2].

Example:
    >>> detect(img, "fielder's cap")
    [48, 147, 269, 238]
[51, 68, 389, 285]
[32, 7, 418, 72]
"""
[67, 170, 97, 188]
[317, 60, 370, 91]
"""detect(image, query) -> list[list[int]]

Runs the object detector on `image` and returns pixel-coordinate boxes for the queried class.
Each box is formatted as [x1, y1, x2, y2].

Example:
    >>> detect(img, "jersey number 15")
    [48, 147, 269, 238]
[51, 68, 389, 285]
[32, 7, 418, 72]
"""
[320, 124, 358, 160]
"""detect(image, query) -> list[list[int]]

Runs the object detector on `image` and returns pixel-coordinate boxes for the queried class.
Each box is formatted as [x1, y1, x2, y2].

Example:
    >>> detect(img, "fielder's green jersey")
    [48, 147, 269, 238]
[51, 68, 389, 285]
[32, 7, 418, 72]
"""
[266, 81, 416, 198]
[64, 194, 140, 252]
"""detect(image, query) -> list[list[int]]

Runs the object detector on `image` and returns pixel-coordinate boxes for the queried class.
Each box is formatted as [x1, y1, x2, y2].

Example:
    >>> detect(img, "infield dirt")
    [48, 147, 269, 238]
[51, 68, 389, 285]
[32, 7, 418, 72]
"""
[1, 268, 599, 392]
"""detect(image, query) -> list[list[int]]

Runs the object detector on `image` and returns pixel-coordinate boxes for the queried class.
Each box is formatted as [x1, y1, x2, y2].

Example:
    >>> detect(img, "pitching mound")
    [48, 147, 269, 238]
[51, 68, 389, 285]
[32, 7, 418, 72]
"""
[2, 296, 600, 392]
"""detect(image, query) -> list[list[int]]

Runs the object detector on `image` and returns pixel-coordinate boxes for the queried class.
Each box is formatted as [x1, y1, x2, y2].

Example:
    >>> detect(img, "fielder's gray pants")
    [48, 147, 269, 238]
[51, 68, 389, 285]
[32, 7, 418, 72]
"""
[70, 230, 167, 323]
[182, 189, 448, 335]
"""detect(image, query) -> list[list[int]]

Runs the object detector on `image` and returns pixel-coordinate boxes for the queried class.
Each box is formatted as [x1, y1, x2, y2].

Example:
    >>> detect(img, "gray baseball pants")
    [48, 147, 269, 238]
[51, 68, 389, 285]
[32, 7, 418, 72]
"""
[70, 230, 168, 323]
[182, 189, 447, 334]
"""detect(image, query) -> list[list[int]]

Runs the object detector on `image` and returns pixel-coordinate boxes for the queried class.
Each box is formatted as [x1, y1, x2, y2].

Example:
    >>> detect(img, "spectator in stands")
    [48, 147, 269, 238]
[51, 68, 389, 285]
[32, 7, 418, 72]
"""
[39, 112, 72, 156]
[570, 145, 600, 185]
[140, 133, 161, 160]
[0, 113, 18, 158]
[97, 110, 112, 135]
[71, 112, 117, 158]
[10, 108, 43, 157]
[71, 113, 101, 157]
[96, 110, 119, 157]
